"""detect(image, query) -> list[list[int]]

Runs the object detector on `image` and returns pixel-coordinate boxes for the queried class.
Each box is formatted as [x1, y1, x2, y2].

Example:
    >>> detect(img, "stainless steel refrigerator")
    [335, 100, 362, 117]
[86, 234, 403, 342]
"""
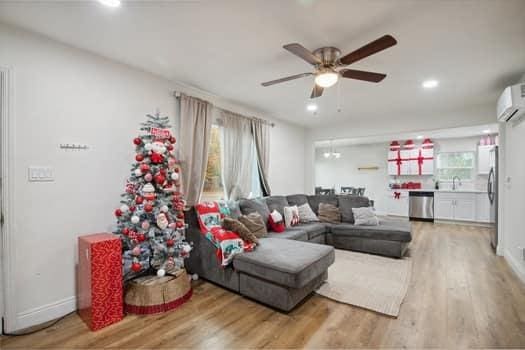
[488, 146, 498, 250]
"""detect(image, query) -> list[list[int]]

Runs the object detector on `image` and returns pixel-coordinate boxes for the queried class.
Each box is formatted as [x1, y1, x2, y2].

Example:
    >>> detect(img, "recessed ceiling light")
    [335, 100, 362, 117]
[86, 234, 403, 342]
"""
[416, 135, 424, 139]
[98, 0, 121, 7]
[307, 104, 318, 112]
[483, 129, 491, 134]
[422, 79, 439, 89]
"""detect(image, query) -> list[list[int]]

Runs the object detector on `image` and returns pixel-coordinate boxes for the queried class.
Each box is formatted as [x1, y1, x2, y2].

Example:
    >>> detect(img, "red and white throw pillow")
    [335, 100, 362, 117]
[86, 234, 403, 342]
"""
[283, 205, 300, 228]
[268, 210, 285, 233]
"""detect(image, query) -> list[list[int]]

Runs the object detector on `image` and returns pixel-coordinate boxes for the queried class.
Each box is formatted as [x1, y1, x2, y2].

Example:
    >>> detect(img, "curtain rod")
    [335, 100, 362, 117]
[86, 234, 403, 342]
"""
[174, 91, 275, 127]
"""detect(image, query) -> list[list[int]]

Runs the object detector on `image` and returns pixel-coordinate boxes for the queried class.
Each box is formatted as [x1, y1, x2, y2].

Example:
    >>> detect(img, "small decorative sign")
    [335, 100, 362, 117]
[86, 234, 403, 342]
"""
[150, 128, 171, 141]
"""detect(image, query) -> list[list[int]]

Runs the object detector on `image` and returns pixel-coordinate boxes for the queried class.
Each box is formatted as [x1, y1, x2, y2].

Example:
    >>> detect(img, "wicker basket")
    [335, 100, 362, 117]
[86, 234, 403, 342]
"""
[124, 269, 192, 315]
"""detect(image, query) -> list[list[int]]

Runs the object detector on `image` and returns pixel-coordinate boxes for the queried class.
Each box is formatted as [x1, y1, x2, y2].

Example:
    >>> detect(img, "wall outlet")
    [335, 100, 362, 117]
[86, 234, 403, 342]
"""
[28, 166, 54, 182]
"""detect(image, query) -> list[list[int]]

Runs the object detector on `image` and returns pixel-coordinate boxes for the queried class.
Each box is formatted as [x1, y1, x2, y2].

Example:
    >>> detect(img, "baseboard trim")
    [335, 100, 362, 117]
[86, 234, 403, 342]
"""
[14, 296, 76, 332]
[504, 249, 525, 285]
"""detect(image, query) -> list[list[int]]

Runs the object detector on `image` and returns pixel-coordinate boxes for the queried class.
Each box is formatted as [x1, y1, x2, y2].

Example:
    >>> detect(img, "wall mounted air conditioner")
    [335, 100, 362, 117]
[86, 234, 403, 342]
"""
[497, 83, 525, 122]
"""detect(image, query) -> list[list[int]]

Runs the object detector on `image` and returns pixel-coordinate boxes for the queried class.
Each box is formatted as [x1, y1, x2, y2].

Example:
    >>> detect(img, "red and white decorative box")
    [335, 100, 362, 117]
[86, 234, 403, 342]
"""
[77, 233, 123, 331]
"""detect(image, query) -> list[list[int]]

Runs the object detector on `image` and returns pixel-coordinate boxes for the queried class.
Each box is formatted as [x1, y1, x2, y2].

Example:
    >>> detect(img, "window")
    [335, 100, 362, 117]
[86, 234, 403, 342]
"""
[436, 152, 474, 181]
[201, 124, 263, 201]
[202, 125, 224, 201]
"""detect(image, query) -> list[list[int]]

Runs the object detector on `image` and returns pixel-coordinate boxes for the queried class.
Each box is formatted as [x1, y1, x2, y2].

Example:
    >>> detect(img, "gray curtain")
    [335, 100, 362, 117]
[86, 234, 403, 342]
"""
[251, 119, 271, 196]
[221, 110, 255, 200]
[179, 94, 213, 206]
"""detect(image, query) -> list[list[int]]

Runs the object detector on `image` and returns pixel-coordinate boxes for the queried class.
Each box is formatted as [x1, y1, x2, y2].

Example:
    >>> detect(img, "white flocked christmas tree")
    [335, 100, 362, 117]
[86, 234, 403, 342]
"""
[114, 113, 191, 280]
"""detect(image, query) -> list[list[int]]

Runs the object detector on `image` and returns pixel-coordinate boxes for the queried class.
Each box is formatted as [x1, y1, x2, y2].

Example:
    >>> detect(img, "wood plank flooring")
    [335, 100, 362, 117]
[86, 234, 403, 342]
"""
[2, 222, 525, 349]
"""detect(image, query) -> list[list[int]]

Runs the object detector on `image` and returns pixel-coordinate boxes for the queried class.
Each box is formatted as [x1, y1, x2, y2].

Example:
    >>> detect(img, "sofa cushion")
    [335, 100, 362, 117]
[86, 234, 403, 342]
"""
[233, 237, 335, 289]
[238, 213, 268, 238]
[264, 196, 289, 215]
[307, 195, 338, 215]
[239, 198, 271, 223]
[266, 228, 308, 241]
[330, 218, 412, 242]
[297, 203, 319, 223]
[295, 222, 327, 240]
[318, 203, 341, 224]
[286, 194, 309, 207]
[337, 195, 371, 223]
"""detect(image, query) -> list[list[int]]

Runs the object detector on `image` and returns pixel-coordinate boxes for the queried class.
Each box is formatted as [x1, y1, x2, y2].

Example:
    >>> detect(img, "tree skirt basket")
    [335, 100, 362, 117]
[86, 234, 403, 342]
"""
[124, 269, 192, 315]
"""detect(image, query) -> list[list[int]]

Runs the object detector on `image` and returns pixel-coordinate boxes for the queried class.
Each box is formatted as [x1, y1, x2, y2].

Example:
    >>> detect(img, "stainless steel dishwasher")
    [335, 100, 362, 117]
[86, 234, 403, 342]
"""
[409, 191, 434, 222]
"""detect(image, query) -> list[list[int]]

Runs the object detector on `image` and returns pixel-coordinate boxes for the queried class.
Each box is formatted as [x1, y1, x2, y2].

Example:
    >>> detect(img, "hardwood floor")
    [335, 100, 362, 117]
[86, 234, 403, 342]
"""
[2, 222, 525, 349]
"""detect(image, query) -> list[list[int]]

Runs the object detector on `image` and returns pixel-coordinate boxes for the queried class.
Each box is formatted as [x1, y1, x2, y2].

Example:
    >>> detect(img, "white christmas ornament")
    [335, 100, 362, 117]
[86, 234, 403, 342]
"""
[134, 168, 143, 176]
[157, 269, 166, 277]
[171, 172, 179, 181]
[160, 205, 169, 213]
[182, 244, 192, 254]
[192, 273, 199, 281]
[131, 215, 140, 224]
[152, 141, 167, 154]
[144, 143, 153, 151]
[156, 213, 169, 229]
[120, 204, 129, 213]
[142, 183, 155, 193]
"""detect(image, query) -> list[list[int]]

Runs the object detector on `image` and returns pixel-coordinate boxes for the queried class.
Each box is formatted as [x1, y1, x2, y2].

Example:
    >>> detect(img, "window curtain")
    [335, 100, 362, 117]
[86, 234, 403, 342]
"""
[251, 119, 271, 196]
[179, 94, 213, 206]
[220, 109, 255, 200]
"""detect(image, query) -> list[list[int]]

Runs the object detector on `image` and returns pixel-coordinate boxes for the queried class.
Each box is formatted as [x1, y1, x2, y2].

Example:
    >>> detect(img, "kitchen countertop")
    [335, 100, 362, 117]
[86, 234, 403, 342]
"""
[389, 189, 488, 193]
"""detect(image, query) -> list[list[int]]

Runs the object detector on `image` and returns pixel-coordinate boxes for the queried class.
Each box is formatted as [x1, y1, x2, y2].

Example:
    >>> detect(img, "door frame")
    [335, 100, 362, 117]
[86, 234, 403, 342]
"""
[1, 66, 16, 333]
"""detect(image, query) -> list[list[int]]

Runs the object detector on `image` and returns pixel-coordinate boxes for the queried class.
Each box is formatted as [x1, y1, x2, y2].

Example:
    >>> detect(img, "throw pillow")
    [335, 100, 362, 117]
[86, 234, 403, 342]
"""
[268, 209, 285, 233]
[297, 203, 319, 222]
[238, 212, 267, 238]
[352, 207, 379, 226]
[222, 217, 259, 244]
[283, 205, 300, 228]
[318, 203, 341, 224]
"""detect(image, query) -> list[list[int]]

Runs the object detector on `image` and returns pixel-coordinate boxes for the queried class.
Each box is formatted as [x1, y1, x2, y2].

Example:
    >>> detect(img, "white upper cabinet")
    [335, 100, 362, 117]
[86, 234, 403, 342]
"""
[478, 145, 495, 175]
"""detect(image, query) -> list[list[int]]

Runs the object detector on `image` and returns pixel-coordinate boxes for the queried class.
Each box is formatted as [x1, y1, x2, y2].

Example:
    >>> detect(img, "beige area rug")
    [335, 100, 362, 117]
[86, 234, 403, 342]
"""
[316, 249, 412, 317]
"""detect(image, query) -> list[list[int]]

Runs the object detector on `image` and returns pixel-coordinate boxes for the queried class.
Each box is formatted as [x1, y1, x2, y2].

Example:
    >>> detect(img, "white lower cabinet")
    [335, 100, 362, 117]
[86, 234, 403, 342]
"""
[435, 192, 477, 222]
[476, 193, 491, 222]
[385, 191, 409, 216]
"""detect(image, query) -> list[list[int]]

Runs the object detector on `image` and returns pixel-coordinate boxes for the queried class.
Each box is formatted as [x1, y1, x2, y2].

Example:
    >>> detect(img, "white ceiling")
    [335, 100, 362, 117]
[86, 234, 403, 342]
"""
[1, 0, 524, 128]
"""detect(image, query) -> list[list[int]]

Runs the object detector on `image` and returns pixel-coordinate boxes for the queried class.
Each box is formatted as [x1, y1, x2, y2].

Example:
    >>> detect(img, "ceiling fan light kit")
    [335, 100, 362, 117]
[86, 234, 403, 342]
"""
[261, 35, 397, 99]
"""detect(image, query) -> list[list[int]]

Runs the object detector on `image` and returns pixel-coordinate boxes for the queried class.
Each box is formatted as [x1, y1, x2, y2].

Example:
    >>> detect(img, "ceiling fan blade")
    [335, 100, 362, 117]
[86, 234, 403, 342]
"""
[261, 72, 313, 86]
[310, 84, 324, 99]
[338, 35, 397, 66]
[340, 69, 386, 82]
[283, 43, 322, 66]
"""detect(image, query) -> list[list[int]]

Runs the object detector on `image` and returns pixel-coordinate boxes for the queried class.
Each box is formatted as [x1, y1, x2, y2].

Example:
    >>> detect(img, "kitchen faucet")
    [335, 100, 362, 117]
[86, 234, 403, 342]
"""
[452, 176, 462, 190]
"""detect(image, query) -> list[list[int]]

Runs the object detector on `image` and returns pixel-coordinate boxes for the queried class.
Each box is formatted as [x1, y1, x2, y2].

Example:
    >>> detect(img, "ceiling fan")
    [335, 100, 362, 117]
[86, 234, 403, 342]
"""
[261, 35, 397, 99]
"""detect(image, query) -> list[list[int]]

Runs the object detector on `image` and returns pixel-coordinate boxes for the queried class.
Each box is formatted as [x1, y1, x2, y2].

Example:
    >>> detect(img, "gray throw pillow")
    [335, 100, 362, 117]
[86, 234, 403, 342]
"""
[238, 213, 268, 238]
[297, 203, 319, 222]
[352, 207, 379, 226]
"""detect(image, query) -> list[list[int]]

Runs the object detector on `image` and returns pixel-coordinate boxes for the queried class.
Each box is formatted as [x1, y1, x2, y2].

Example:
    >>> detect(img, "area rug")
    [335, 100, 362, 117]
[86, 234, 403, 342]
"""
[316, 249, 412, 317]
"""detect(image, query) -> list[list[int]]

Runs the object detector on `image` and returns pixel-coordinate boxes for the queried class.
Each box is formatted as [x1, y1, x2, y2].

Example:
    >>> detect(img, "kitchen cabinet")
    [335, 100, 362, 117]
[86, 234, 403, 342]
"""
[478, 145, 495, 175]
[476, 193, 491, 222]
[385, 191, 409, 217]
[435, 192, 476, 221]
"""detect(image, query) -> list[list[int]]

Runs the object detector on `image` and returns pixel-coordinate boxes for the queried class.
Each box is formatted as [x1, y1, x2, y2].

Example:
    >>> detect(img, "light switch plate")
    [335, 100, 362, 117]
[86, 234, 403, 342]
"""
[28, 166, 54, 182]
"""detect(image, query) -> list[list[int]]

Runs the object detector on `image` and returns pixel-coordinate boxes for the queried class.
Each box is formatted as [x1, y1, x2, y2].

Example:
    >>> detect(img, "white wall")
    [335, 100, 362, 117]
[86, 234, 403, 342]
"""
[0, 23, 305, 331]
[500, 80, 525, 281]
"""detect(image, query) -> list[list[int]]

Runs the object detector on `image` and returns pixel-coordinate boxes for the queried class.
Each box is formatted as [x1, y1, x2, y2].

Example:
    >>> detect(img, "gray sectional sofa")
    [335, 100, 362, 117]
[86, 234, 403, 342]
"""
[184, 194, 412, 311]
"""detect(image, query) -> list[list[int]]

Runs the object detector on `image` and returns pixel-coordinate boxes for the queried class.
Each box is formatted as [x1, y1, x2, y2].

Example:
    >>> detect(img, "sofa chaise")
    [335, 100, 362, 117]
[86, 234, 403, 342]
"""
[184, 194, 411, 311]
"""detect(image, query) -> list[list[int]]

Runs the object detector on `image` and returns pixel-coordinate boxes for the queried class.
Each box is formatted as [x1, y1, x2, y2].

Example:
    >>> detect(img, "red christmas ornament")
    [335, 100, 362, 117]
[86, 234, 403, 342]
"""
[122, 227, 130, 236]
[169, 136, 176, 144]
[135, 196, 144, 204]
[176, 221, 184, 228]
[114, 209, 122, 217]
[177, 212, 184, 219]
[150, 152, 164, 164]
[174, 167, 180, 173]
[135, 153, 144, 162]
[137, 233, 145, 242]
[154, 173, 166, 185]
[133, 137, 142, 146]
[166, 239, 174, 247]
[144, 203, 153, 213]
[166, 144, 174, 151]
[140, 163, 150, 173]
[159, 169, 166, 176]
[129, 205, 136, 212]
[131, 262, 142, 272]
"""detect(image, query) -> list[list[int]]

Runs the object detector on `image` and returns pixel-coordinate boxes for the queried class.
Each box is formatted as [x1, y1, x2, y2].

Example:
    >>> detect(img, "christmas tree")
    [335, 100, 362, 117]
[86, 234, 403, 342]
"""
[114, 113, 191, 280]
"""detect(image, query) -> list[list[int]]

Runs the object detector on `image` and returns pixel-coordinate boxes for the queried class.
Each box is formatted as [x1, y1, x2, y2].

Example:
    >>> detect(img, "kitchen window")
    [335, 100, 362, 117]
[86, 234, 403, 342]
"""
[436, 151, 475, 181]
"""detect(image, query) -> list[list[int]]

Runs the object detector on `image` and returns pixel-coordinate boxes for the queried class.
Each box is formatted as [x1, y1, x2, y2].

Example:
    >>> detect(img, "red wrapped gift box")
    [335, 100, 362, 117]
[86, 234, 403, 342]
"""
[77, 233, 123, 331]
